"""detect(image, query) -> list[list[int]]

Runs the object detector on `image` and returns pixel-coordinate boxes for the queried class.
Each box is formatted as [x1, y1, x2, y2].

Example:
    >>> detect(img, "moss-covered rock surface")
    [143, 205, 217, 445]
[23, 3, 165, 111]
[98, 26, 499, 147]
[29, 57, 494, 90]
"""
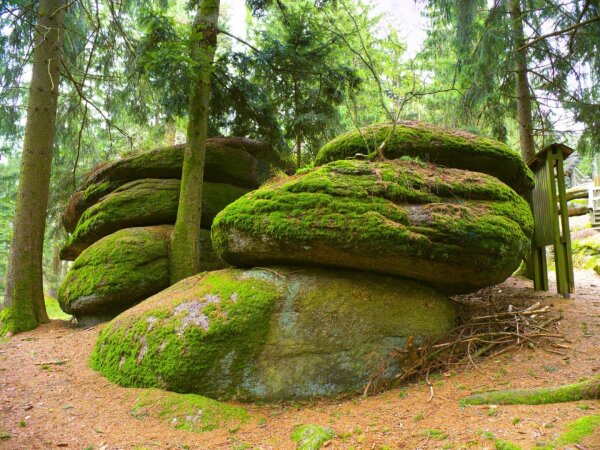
[62, 138, 288, 232]
[59, 226, 171, 319]
[90, 267, 456, 401]
[61, 179, 248, 260]
[572, 233, 600, 275]
[212, 159, 533, 294]
[314, 121, 534, 197]
[58, 226, 226, 323]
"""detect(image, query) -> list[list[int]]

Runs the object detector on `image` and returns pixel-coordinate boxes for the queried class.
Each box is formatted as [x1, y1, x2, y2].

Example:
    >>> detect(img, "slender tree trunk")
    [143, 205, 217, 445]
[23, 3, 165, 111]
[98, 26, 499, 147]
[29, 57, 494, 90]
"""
[295, 134, 302, 168]
[510, 0, 536, 162]
[0, 0, 66, 335]
[170, 0, 220, 284]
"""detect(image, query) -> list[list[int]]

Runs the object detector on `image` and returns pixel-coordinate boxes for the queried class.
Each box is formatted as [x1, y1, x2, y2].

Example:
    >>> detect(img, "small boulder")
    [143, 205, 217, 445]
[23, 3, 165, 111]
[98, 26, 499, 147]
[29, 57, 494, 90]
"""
[90, 267, 456, 401]
[212, 159, 534, 294]
[61, 179, 248, 260]
[314, 121, 533, 197]
[58, 226, 226, 324]
[573, 233, 600, 275]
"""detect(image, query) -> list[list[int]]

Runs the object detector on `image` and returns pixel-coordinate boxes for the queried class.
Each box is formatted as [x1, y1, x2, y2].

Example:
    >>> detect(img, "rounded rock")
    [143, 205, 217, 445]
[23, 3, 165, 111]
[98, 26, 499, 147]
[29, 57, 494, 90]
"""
[90, 267, 456, 401]
[212, 159, 534, 294]
[315, 121, 533, 197]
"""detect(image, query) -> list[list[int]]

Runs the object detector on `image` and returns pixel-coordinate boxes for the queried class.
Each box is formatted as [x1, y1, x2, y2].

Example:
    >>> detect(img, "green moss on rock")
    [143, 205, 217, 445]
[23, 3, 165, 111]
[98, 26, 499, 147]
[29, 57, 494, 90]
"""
[90, 268, 280, 398]
[90, 267, 456, 401]
[58, 226, 171, 317]
[81, 138, 280, 192]
[62, 138, 287, 233]
[61, 179, 248, 260]
[572, 234, 600, 275]
[58, 226, 226, 322]
[314, 121, 534, 197]
[212, 159, 534, 294]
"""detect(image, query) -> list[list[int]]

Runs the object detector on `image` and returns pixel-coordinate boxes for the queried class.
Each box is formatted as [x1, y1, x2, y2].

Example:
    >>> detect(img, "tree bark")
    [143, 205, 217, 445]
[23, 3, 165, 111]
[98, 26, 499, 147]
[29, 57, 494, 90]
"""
[170, 0, 220, 284]
[1, 0, 66, 334]
[296, 134, 302, 169]
[510, 0, 536, 162]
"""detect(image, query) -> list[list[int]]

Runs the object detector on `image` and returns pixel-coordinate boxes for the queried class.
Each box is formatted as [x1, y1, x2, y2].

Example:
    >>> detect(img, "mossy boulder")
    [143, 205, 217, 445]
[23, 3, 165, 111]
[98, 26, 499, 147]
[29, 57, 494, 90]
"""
[58, 226, 226, 324]
[572, 234, 600, 275]
[90, 267, 456, 401]
[60, 179, 248, 260]
[62, 137, 289, 233]
[314, 121, 534, 197]
[212, 159, 534, 294]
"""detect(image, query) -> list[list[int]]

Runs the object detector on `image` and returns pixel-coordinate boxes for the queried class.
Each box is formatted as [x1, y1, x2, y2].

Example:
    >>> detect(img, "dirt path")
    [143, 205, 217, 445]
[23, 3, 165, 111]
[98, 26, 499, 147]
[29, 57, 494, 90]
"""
[1, 271, 599, 450]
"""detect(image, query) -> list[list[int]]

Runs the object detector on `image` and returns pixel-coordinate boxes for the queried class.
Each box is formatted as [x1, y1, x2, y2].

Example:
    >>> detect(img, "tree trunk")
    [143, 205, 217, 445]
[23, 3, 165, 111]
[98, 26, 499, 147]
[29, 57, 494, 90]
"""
[170, 0, 220, 284]
[0, 0, 66, 335]
[296, 134, 302, 169]
[510, 0, 536, 162]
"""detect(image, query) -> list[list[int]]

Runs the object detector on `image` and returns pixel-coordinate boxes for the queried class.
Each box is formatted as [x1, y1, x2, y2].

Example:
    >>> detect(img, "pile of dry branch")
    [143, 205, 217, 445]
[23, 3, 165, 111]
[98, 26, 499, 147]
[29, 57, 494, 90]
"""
[366, 298, 565, 396]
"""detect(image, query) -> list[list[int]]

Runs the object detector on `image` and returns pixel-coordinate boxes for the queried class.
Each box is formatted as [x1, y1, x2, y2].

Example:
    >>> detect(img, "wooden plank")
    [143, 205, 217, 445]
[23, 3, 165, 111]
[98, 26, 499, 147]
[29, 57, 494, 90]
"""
[555, 148, 575, 294]
[546, 152, 568, 296]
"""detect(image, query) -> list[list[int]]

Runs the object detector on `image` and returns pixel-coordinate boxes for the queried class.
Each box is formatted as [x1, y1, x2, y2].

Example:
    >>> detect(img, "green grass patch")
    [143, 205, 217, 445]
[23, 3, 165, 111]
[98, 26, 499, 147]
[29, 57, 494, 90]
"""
[421, 428, 448, 440]
[45, 296, 72, 320]
[130, 389, 249, 433]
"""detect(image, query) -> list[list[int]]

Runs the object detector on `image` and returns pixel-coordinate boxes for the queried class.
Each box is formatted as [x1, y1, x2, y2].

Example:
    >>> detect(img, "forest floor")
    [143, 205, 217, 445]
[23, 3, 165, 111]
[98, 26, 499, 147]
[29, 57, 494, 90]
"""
[0, 270, 599, 450]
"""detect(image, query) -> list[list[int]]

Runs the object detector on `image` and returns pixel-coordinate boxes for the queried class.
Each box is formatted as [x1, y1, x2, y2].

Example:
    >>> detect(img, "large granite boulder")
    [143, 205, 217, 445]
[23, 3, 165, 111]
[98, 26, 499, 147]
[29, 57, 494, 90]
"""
[62, 137, 290, 233]
[212, 159, 534, 294]
[90, 267, 456, 401]
[59, 226, 226, 325]
[314, 121, 534, 197]
[61, 179, 248, 260]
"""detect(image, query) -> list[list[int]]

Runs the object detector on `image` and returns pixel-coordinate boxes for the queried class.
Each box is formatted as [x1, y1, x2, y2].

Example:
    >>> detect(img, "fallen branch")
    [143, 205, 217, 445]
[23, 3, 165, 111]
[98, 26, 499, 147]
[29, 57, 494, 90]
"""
[35, 359, 69, 366]
[462, 375, 600, 405]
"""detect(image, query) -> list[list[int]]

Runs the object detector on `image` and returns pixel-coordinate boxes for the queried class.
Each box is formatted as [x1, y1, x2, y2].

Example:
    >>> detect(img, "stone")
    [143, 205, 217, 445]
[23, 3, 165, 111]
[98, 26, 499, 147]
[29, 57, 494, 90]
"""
[60, 179, 248, 260]
[62, 137, 289, 232]
[573, 233, 600, 275]
[89, 267, 456, 401]
[314, 121, 534, 197]
[212, 159, 534, 294]
[58, 226, 227, 324]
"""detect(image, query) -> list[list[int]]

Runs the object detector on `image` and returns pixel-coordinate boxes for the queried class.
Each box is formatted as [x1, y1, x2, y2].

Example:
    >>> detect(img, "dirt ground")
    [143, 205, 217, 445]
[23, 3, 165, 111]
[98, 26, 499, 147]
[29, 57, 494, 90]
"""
[1, 270, 599, 450]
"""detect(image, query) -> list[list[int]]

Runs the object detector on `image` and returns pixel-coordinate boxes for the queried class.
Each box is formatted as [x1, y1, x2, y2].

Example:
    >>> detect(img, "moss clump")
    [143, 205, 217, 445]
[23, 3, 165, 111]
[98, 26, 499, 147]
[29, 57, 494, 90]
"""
[212, 159, 533, 294]
[556, 414, 600, 446]
[90, 269, 280, 398]
[61, 179, 248, 260]
[314, 121, 534, 197]
[0, 304, 38, 336]
[462, 375, 600, 405]
[58, 226, 171, 317]
[291, 424, 335, 450]
[131, 389, 249, 433]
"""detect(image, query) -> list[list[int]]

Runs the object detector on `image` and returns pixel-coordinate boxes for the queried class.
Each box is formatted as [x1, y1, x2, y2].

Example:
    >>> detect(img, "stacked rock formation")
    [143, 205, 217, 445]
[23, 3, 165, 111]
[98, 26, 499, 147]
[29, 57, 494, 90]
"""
[58, 137, 286, 324]
[91, 122, 535, 401]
